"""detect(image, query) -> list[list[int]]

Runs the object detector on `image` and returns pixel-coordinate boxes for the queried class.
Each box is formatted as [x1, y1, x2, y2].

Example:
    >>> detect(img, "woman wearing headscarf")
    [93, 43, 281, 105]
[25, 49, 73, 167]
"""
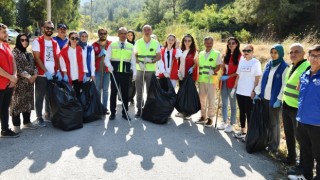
[78, 30, 95, 81]
[127, 30, 136, 105]
[254, 44, 288, 153]
[10, 33, 38, 133]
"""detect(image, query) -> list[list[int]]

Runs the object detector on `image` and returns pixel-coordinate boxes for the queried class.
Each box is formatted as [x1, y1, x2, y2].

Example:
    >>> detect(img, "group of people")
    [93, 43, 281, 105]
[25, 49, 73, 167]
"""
[1, 21, 320, 179]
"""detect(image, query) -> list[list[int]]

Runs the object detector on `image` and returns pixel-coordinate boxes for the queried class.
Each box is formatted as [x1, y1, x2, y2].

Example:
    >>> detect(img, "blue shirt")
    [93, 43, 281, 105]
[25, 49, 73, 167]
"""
[53, 36, 68, 49]
[296, 69, 320, 125]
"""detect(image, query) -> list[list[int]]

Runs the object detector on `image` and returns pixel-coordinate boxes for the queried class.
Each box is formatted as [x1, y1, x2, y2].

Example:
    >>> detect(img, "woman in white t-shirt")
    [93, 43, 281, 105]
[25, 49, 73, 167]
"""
[232, 44, 262, 140]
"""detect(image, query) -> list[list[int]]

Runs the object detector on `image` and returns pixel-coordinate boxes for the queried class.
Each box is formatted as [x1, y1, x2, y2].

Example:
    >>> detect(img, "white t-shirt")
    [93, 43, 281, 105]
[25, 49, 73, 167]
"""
[236, 56, 262, 96]
[179, 50, 199, 77]
[32, 39, 60, 74]
[157, 48, 182, 74]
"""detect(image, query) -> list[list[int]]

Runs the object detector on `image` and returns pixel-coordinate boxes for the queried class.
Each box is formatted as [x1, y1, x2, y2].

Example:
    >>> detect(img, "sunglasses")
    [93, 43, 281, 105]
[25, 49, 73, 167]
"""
[242, 49, 253, 53]
[99, 33, 107, 36]
[20, 38, 28, 42]
[70, 37, 79, 41]
[184, 39, 192, 42]
[45, 26, 54, 31]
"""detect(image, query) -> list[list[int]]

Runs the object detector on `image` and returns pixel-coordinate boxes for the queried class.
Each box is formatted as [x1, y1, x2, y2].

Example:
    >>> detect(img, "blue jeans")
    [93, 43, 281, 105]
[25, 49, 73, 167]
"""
[94, 72, 110, 109]
[221, 81, 237, 125]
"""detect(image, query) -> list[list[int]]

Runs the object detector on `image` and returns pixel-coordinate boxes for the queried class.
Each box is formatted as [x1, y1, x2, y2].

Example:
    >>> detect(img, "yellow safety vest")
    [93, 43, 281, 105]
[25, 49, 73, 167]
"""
[110, 41, 134, 73]
[283, 60, 310, 108]
[135, 38, 159, 71]
[198, 50, 219, 84]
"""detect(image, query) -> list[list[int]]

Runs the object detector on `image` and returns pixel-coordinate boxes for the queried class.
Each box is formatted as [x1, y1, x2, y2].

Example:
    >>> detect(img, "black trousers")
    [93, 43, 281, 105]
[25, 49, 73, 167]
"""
[236, 94, 252, 129]
[12, 112, 31, 126]
[35, 76, 50, 119]
[282, 107, 299, 160]
[0, 87, 13, 131]
[297, 122, 320, 180]
[110, 72, 130, 115]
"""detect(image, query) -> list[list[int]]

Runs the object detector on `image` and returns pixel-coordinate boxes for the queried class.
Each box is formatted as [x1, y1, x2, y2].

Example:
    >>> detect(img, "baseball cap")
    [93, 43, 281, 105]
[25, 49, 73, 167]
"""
[57, 24, 67, 29]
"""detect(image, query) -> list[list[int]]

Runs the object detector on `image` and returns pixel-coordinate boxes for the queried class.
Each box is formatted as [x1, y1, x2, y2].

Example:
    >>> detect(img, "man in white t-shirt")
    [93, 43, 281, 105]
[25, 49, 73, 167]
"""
[32, 21, 61, 127]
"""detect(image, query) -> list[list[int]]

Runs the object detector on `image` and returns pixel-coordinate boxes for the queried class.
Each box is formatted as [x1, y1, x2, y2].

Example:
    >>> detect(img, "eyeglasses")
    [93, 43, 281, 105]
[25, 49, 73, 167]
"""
[242, 49, 253, 53]
[289, 51, 301, 55]
[309, 54, 320, 61]
[184, 40, 192, 42]
[99, 33, 107, 36]
[20, 38, 28, 42]
[228, 42, 236, 45]
[70, 37, 79, 41]
[44, 26, 54, 31]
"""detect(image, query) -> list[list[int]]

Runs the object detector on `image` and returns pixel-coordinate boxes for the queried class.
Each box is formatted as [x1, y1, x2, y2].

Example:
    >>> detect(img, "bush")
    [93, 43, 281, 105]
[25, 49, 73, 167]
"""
[235, 29, 252, 43]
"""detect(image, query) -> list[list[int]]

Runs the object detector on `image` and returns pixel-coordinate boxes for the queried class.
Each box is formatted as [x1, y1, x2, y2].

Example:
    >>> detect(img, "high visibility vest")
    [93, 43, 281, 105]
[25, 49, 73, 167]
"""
[135, 38, 159, 71]
[283, 60, 310, 108]
[198, 50, 219, 84]
[110, 41, 133, 73]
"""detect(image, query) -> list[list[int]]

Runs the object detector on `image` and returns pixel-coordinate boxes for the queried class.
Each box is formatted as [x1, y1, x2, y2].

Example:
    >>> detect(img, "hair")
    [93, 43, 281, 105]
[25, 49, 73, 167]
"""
[97, 28, 107, 34]
[68, 31, 78, 46]
[243, 44, 254, 51]
[15, 33, 29, 53]
[290, 43, 304, 50]
[118, 27, 128, 33]
[224, 37, 240, 65]
[204, 36, 214, 42]
[164, 34, 176, 48]
[181, 34, 197, 54]
[0, 23, 7, 30]
[127, 30, 135, 45]
[42, 21, 54, 28]
[308, 44, 320, 55]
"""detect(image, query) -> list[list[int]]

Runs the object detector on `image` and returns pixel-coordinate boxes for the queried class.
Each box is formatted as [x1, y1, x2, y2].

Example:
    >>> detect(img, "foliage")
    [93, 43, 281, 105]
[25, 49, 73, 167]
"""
[234, 29, 252, 43]
[16, 0, 32, 32]
[0, 0, 16, 26]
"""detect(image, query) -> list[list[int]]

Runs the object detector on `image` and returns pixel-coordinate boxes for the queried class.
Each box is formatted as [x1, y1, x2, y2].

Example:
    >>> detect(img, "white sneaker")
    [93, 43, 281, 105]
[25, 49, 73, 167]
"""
[224, 124, 234, 133]
[217, 122, 226, 130]
[288, 174, 306, 180]
[13, 126, 22, 134]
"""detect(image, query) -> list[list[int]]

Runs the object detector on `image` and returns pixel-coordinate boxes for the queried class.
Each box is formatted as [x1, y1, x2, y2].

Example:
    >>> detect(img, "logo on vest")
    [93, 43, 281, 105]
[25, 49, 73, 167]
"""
[150, 48, 154, 52]
[313, 79, 320, 86]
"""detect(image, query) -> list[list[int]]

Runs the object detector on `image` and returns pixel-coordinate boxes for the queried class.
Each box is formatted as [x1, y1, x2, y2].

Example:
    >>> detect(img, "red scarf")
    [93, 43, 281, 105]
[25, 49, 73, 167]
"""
[92, 41, 112, 73]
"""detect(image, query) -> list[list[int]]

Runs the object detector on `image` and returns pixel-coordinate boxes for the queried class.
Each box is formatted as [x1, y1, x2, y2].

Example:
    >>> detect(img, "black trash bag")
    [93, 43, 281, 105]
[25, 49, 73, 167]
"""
[142, 75, 177, 124]
[175, 74, 201, 117]
[47, 80, 83, 131]
[246, 100, 268, 153]
[79, 81, 105, 123]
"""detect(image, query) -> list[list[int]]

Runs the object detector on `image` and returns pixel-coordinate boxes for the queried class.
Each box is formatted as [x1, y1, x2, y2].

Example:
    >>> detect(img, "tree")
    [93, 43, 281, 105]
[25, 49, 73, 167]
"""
[0, 0, 16, 26]
[16, 0, 33, 32]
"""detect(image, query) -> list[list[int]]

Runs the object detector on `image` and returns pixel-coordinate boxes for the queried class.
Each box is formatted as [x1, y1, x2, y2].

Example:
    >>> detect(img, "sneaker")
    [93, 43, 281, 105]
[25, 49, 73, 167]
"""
[205, 118, 213, 127]
[288, 174, 306, 180]
[224, 124, 234, 133]
[1, 129, 20, 138]
[195, 117, 207, 124]
[175, 112, 184, 118]
[35, 118, 47, 127]
[109, 114, 116, 120]
[13, 126, 22, 134]
[135, 109, 141, 118]
[23, 123, 38, 130]
[217, 122, 226, 130]
[234, 132, 246, 139]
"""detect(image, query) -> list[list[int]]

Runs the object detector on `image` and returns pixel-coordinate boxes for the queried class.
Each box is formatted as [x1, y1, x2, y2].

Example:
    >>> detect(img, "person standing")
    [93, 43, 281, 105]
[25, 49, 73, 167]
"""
[59, 32, 87, 97]
[157, 34, 182, 88]
[134, 25, 161, 118]
[0, 23, 19, 138]
[78, 30, 95, 81]
[288, 45, 320, 180]
[282, 43, 310, 174]
[195, 36, 222, 127]
[53, 23, 68, 50]
[175, 34, 198, 120]
[217, 37, 241, 133]
[10, 34, 38, 133]
[105, 27, 136, 120]
[254, 44, 288, 153]
[32, 21, 61, 127]
[127, 30, 136, 105]
[233, 44, 262, 140]
[92, 28, 112, 115]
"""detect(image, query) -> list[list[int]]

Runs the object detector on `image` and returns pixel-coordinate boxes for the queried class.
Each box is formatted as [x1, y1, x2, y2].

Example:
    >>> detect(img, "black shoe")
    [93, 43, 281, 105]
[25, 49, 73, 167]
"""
[106, 109, 110, 115]
[1, 129, 20, 138]
[109, 114, 116, 120]
[135, 109, 141, 118]
[287, 165, 303, 175]
[122, 114, 131, 121]
[281, 157, 296, 166]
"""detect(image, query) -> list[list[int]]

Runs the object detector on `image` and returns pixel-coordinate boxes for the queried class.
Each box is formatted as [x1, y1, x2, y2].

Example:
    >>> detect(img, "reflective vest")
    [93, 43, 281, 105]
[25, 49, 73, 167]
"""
[110, 41, 133, 73]
[198, 50, 219, 84]
[135, 38, 158, 71]
[0, 43, 13, 89]
[283, 60, 310, 108]
[36, 35, 59, 75]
